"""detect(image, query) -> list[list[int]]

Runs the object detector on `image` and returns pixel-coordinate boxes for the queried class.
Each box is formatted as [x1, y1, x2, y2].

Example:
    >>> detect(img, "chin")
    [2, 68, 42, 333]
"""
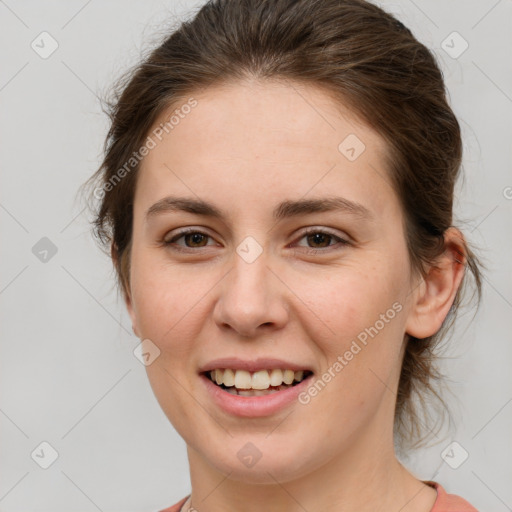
[202, 446, 319, 485]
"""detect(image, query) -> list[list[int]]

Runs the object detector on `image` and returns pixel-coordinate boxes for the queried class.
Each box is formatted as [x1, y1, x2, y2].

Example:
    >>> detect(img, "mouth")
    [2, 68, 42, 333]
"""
[201, 368, 314, 397]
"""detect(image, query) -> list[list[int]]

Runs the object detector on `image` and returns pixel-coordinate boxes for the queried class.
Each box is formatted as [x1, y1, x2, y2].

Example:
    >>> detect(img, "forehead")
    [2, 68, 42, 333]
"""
[152, 79, 387, 157]
[134, 79, 396, 221]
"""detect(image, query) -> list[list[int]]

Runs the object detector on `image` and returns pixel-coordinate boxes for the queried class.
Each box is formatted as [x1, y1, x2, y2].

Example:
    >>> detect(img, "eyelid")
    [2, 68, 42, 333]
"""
[296, 226, 350, 241]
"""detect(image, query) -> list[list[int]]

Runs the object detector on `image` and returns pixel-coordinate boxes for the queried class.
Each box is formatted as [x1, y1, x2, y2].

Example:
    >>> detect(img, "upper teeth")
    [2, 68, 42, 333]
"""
[209, 369, 306, 389]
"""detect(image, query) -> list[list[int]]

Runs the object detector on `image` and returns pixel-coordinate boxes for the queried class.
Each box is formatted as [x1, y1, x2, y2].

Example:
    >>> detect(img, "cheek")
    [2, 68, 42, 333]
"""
[129, 252, 215, 346]
[291, 264, 407, 385]
[291, 264, 398, 336]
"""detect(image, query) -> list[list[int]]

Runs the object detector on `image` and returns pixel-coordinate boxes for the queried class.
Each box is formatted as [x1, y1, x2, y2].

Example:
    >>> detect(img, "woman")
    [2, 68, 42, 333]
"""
[83, 0, 483, 510]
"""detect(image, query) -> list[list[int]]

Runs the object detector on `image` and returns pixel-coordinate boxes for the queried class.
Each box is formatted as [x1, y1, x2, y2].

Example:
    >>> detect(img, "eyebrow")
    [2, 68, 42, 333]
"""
[145, 195, 374, 223]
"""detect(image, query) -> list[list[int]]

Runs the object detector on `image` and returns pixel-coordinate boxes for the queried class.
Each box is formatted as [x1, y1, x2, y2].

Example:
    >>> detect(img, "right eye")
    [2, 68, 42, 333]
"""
[163, 228, 218, 252]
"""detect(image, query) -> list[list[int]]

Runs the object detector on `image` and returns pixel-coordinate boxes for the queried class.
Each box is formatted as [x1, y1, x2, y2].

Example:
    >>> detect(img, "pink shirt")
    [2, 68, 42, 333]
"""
[158, 480, 479, 511]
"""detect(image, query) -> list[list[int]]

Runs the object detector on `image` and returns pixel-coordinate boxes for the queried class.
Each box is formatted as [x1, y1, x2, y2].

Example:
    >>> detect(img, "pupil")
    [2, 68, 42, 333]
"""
[187, 233, 206, 247]
[309, 233, 329, 248]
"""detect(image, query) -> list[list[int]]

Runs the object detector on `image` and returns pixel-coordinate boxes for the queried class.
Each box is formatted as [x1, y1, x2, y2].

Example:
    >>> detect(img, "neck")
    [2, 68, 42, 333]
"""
[185, 414, 436, 512]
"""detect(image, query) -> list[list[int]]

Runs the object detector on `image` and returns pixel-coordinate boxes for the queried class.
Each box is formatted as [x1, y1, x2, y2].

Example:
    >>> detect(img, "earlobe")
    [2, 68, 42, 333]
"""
[124, 289, 140, 338]
[123, 281, 141, 338]
[112, 242, 140, 338]
[405, 227, 466, 340]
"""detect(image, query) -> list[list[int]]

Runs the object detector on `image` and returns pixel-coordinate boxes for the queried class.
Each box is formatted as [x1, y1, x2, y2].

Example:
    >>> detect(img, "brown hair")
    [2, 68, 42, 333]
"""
[81, 0, 484, 452]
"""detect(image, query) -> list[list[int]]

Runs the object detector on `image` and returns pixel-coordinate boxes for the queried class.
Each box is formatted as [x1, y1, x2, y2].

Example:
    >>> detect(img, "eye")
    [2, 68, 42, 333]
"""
[292, 228, 350, 252]
[163, 228, 217, 251]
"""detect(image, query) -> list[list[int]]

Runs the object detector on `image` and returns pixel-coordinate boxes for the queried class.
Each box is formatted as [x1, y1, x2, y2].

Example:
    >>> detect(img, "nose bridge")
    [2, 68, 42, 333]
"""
[213, 237, 288, 337]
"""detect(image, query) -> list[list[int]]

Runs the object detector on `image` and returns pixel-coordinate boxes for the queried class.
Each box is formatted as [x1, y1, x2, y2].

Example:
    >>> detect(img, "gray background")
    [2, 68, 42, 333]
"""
[1, 0, 511, 510]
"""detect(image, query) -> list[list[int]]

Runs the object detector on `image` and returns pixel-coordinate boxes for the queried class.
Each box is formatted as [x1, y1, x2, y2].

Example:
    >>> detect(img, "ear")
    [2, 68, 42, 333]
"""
[405, 227, 466, 340]
[111, 242, 140, 338]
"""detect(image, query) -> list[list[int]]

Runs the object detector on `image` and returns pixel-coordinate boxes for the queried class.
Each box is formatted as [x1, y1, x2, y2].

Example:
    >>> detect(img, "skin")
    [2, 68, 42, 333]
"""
[119, 79, 466, 512]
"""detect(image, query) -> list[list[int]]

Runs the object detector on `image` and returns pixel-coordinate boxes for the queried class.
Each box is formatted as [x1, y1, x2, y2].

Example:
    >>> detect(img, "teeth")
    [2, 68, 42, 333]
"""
[227, 386, 291, 396]
[223, 368, 235, 387]
[269, 369, 283, 386]
[252, 370, 271, 390]
[234, 370, 252, 389]
[207, 368, 308, 389]
[238, 389, 272, 396]
[283, 369, 295, 385]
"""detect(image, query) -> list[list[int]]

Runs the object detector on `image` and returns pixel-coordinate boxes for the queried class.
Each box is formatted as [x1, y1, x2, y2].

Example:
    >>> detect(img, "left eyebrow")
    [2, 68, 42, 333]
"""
[145, 195, 375, 223]
[273, 196, 374, 222]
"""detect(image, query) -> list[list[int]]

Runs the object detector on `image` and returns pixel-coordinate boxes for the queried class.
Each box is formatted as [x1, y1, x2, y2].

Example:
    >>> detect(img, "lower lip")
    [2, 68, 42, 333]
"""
[200, 373, 313, 418]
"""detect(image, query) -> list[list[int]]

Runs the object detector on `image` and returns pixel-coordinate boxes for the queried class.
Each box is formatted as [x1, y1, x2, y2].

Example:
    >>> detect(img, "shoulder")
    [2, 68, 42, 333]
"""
[156, 485, 482, 512]
[423, 480, 480, 512]
[157, 495, 189, 512]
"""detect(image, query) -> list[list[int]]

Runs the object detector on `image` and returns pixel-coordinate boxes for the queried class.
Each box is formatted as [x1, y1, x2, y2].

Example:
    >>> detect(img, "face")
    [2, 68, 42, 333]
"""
[125, 80, 423, 483]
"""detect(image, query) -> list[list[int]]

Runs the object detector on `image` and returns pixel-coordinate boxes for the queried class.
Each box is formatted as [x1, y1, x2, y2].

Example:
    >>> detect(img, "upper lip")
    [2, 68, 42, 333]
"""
[199, 357, 314, 374]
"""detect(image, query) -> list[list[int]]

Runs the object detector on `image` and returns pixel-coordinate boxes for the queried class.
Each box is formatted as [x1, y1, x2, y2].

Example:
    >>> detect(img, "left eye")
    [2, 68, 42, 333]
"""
[163, 228, 350, 252]
[294, 229, 350, 251]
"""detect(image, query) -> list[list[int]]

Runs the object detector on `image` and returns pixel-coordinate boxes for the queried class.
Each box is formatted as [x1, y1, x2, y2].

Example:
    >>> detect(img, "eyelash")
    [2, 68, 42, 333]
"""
[162, 227, 351, 254]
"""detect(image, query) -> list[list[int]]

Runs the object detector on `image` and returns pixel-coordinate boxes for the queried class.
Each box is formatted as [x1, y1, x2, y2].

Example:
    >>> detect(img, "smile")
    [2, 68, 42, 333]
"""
[204, 368, 313, 396]
[200, 369, 315, 417]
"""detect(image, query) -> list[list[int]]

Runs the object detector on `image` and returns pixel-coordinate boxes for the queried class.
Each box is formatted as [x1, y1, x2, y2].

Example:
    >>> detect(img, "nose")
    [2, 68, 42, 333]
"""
[213, 248, 289, 338]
